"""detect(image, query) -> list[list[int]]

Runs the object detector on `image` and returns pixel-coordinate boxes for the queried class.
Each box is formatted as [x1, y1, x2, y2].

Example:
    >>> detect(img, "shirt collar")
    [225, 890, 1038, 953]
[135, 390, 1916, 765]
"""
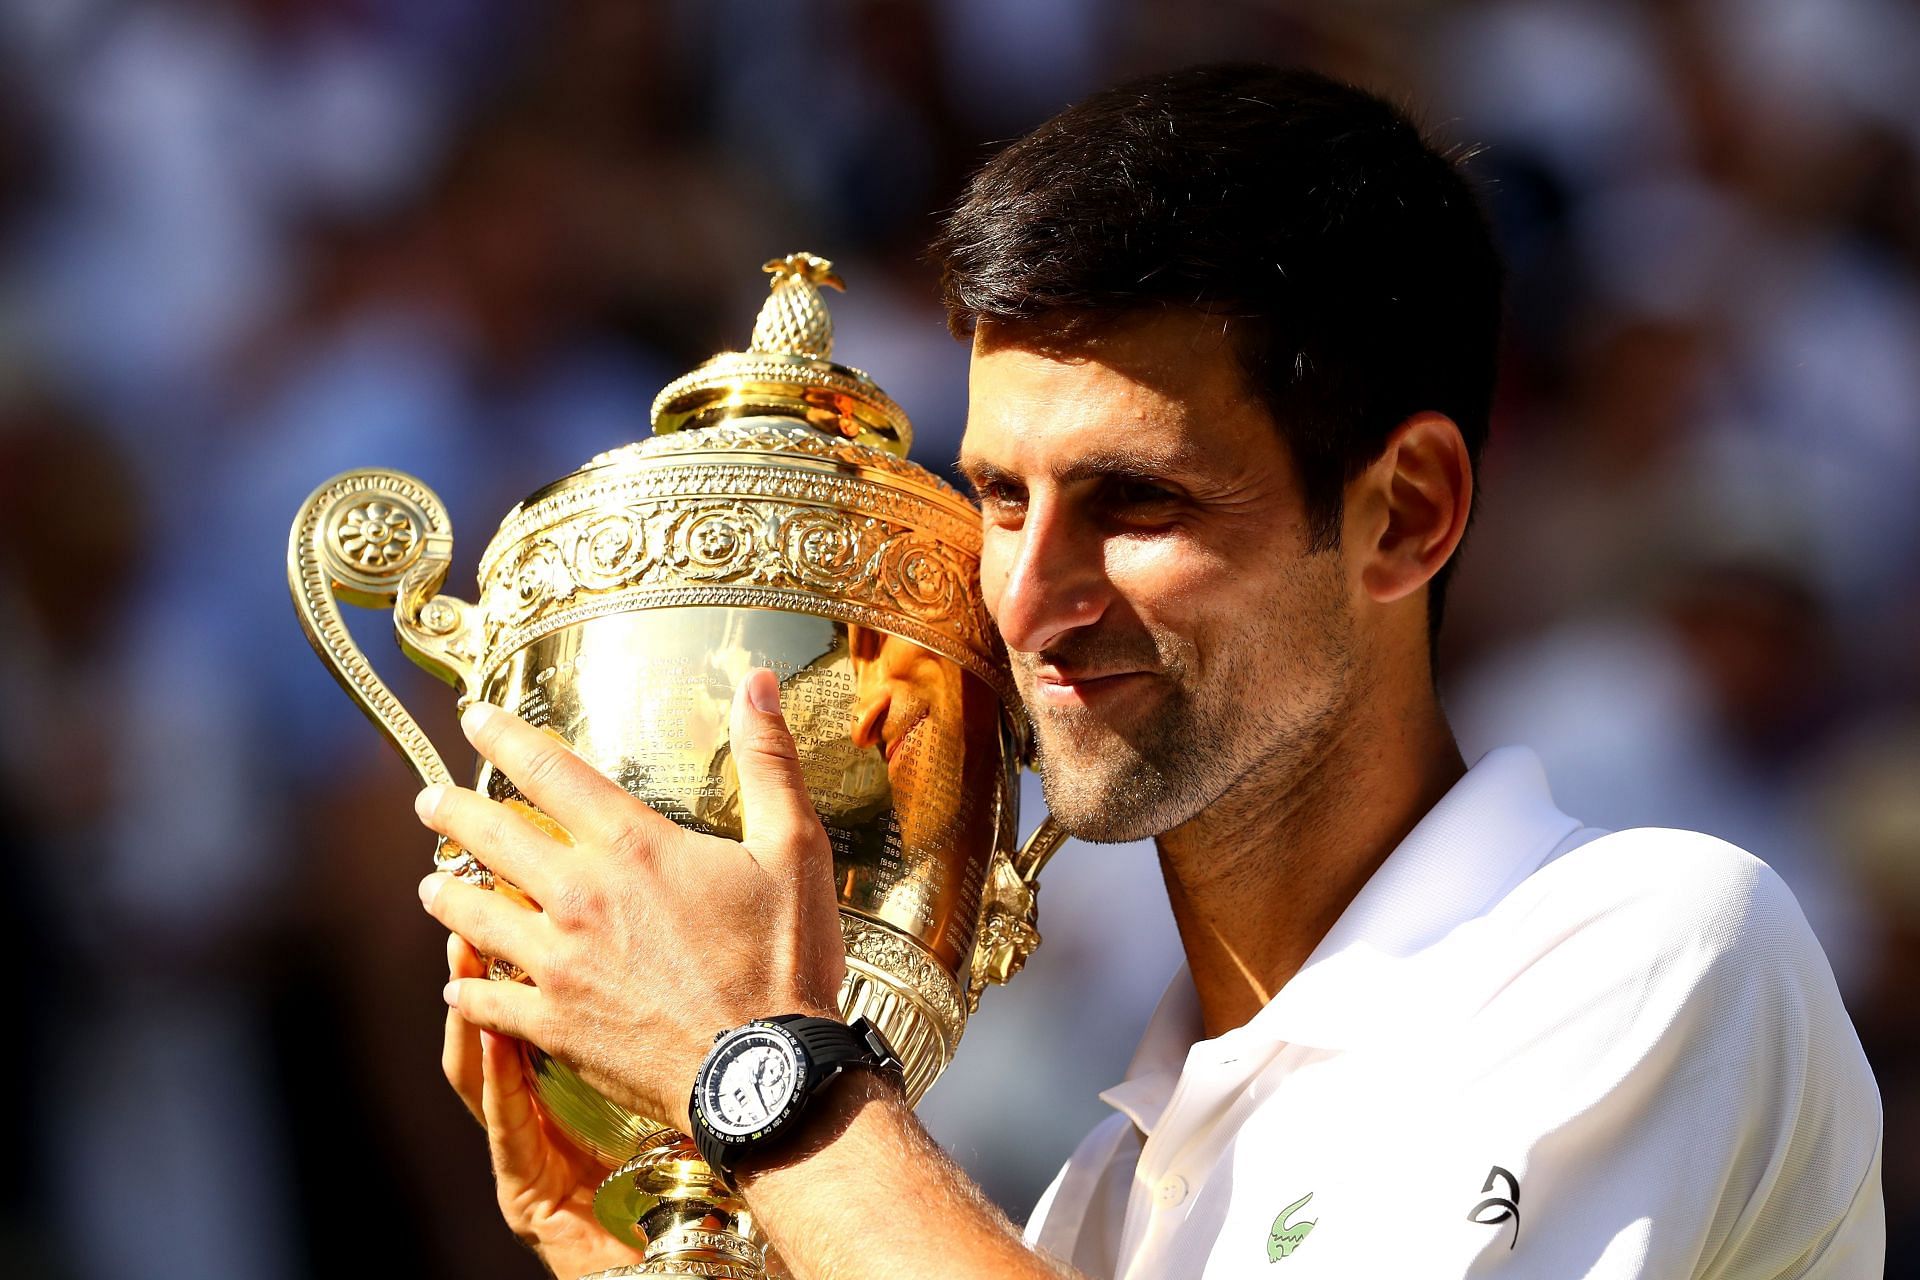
[1099, 745, 1582, 1133]
[1098, 963, 1203, 1136]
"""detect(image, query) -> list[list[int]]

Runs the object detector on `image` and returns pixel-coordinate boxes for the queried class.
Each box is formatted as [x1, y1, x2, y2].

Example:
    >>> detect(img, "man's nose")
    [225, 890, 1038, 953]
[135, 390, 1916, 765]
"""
[988, 501, 1107, 655]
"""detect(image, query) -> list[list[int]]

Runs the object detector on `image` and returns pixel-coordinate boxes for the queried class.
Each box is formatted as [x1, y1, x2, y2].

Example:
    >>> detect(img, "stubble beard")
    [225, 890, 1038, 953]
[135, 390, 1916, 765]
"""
[1020, 556, 1356, 844]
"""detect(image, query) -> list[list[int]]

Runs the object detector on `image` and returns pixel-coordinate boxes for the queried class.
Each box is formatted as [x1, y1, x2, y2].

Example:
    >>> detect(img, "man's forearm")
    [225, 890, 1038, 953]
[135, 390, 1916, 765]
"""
[736, 1072, 1081, 1280]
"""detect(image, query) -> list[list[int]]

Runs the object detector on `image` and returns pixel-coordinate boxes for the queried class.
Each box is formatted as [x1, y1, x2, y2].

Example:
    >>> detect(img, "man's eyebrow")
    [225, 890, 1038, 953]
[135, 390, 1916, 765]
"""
[1054, 449, 1195, 486]
[954, 455, 1019, 492]
[956, 446, 1202, 492]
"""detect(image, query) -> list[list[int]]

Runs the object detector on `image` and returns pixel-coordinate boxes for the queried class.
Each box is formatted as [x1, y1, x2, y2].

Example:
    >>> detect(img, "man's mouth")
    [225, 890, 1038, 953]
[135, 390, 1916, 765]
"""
[1025, 667, 1152, 708]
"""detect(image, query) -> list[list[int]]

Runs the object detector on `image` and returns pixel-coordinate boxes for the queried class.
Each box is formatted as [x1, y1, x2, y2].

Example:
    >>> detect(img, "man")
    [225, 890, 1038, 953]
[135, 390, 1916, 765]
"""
[416, 65, 1884, 1277]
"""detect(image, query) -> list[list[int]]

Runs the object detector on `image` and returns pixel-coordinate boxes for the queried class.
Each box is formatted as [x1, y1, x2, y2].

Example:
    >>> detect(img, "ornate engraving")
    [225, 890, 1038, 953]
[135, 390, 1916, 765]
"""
[499, 539, 566, 627]
[782, 506, 874, 590]
[492, 457, 978, 578]
[472, 472, 1010, 702]
[575, 512, 648, 590]
[331, 499, 422, 573]
[878, 533, 968, 622]
[650, 1231, 761, 1266]
[584, 418, 969, 505]
[597, 1264, 755, 1279]
[840, 914, 967, 1051]
[590, 1263, 757, 1279]
[667, 501, 762, 577]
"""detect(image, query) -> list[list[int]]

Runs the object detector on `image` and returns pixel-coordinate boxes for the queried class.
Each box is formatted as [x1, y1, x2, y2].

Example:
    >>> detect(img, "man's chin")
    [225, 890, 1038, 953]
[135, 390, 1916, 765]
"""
[1041, 804, 1169, 845]
[1039, 790, 1189, 844]
[1031, 743, 1191, 844]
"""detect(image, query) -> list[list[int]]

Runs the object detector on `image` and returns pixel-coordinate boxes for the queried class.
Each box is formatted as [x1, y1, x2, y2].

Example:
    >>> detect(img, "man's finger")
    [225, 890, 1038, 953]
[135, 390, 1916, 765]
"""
[443, 934, 485, 1124]
[480, 1030, 543, 1176]
[415, 783, 569, 903]
[460, 703, 675, 855]
[444, 974, 545, 1045]
[422, 873, 545, 976]
[731, 669, 832, 873]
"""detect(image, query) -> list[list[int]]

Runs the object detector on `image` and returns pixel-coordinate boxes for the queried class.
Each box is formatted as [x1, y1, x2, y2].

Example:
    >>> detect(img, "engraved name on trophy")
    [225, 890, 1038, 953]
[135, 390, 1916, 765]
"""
[288, 253, 1066, 1278]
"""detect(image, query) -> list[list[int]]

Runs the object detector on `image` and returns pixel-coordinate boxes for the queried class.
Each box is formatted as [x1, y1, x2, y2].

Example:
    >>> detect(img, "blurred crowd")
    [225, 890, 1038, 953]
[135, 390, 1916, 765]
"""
[0, 1, 1914, 1276]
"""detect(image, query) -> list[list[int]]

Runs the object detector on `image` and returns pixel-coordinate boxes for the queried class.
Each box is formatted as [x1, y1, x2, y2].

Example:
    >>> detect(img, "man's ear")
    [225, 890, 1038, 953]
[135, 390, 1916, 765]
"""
[1350, 412, 1473, 606]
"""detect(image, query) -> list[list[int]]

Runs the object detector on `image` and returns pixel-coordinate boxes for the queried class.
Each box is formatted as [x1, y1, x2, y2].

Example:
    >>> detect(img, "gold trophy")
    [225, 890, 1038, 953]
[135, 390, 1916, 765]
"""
[288, 253, 1065, 1278]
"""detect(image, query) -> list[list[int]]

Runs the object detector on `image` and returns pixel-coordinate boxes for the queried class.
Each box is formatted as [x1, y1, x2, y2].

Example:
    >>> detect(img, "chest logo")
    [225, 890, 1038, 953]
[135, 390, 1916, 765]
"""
[1266, 1192, 1317, 1262]
[1467, 1165, 1521, 1249]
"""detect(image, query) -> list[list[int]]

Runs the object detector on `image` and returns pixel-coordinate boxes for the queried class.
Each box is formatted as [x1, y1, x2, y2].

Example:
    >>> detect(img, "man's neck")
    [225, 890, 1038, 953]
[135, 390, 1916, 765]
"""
[1155, 689, 1465, 1040]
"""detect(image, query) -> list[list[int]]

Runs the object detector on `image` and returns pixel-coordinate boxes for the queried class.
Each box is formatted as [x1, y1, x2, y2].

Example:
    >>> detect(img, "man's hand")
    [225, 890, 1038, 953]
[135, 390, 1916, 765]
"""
[418, 668, 847, 1133]
[442, 933, 646, 1277]
[425, 669, 1076, 1280]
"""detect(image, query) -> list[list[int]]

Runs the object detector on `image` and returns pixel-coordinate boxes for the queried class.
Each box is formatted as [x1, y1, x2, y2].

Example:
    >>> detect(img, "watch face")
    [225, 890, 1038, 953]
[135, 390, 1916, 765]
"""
[701, 1027, 804, 1138]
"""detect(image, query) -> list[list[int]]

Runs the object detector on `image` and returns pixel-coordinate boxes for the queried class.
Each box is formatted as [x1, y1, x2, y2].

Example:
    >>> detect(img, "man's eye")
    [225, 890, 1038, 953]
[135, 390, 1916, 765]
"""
[975, 482, 1027, 515]
[1104, 481, 1182, 519]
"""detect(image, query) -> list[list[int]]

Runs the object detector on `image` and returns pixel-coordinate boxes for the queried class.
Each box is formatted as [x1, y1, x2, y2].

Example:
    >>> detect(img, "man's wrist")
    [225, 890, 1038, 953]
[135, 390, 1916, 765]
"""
[719, 1070, 1063, 1280]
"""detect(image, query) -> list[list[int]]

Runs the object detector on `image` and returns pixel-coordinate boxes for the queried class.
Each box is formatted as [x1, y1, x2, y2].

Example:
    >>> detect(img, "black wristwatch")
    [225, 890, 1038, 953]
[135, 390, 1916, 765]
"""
[690, 1014, 904, 1187]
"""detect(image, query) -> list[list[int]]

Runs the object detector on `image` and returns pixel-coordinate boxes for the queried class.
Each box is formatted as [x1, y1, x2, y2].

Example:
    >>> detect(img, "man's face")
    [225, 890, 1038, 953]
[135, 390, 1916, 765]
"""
[959, 311, 1360, 843]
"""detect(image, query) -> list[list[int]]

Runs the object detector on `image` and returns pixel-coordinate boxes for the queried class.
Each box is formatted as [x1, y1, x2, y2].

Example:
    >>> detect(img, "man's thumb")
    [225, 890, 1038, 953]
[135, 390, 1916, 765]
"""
[731, 668, 829, 866]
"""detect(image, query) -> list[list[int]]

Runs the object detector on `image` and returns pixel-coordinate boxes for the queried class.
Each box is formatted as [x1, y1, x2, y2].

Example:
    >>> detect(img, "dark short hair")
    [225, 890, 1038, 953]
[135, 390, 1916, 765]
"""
[931, 63, 1503, 638]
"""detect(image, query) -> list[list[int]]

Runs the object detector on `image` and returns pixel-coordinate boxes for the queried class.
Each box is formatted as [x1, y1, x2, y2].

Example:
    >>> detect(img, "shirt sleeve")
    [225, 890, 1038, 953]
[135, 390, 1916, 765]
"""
[1448, 830, 1885, 1280]
[1025, 1162, 1070, 1248]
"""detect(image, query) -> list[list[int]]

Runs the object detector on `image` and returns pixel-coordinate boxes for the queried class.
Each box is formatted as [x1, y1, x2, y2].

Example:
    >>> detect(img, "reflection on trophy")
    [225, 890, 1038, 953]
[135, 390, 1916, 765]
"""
[288, 252, 1068, 1278]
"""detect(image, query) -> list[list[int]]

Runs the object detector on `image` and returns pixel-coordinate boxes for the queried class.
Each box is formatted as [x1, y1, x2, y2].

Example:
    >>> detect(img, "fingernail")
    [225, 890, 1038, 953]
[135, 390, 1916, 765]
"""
[414, 784, 447, 820]
[747, 668, 782, 714]
[461, 702, 498, 737]
[442, 980, 460, 1006]
[419, 872, 448, 906]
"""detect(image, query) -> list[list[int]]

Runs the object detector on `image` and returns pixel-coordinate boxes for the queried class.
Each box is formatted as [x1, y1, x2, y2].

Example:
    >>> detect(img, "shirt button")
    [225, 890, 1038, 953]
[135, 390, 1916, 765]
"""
[1155, 1174, 1189, 1208]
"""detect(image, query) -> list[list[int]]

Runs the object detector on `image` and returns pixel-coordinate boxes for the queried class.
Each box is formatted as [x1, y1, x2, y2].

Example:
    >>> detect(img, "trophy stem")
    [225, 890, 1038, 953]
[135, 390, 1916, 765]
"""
[591, 1132, 767, 1280]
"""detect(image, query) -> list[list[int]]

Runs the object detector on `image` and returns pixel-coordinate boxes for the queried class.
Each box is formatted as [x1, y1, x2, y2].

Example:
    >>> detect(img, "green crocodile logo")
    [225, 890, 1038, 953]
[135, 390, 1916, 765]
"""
[1266, 1192, 1317, 1262]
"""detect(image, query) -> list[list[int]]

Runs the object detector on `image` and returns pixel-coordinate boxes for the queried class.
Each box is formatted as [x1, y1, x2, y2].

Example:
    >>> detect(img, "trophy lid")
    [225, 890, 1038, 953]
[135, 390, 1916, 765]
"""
[648, 252, 913, 455]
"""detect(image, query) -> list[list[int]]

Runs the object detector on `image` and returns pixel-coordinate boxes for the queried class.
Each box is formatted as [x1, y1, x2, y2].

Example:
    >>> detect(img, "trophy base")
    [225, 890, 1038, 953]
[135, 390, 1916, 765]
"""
[591, 1132, 767, 1280]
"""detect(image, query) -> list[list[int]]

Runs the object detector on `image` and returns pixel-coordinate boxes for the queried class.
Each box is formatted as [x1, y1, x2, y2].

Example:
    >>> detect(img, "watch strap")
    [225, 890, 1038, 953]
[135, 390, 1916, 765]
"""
[775, 1014, 905, 1080]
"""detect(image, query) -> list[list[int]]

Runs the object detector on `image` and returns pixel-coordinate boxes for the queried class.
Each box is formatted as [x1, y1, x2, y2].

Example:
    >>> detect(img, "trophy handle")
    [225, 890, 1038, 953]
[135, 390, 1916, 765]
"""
[287, 468, 483, 807]
[965, 815, 1068, 1011]
[1012, 813, 1069, 884]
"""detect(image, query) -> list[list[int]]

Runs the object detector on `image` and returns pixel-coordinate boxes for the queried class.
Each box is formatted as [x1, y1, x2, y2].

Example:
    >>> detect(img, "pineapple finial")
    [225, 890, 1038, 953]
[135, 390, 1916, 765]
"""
[751, 252, 846, 360]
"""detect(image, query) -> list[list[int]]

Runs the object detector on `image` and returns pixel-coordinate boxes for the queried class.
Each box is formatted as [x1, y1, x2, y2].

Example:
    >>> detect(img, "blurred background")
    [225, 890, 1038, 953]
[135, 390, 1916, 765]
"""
[1, 0, 1915, 1275]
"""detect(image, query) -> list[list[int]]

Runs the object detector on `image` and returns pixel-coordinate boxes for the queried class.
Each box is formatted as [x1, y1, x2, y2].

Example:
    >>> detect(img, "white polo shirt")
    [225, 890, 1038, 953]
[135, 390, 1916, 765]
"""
[1024, 747, 1884, 1279]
